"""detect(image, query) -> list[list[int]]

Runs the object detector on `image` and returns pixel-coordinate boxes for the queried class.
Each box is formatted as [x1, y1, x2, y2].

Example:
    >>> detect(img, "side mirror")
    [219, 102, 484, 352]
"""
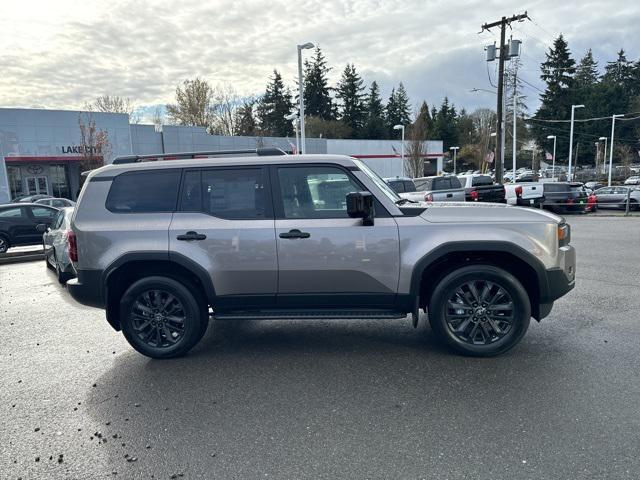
[346, 191, 375, 226]
[36, 223, 48, 233]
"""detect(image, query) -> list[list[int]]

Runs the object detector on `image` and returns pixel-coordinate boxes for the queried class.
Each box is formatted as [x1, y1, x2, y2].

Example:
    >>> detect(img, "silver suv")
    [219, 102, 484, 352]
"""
[67, 150, 576, 359]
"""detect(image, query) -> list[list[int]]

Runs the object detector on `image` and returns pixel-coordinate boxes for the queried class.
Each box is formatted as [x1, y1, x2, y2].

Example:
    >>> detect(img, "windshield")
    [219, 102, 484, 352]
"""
[352, 158, 401, 202]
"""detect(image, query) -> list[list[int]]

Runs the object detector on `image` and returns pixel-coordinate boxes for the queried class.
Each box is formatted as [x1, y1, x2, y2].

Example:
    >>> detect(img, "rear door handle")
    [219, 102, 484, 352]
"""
[446, 193, 453, 198]
[279, 229, 311, 239]
[177, 231, 207, 241]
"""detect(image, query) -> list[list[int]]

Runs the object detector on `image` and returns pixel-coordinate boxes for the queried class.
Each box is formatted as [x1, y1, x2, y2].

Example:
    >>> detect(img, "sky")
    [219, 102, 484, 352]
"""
[1, 0, 638, 122]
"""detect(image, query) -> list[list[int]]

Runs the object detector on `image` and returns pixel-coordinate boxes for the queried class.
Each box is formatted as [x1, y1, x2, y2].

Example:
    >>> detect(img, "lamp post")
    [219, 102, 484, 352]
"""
[568, 104, 584, 181]
[598, 136, 607, 179]
[297, 42, 314, 154]
[393, 124, 405, 173]
[450, 146, 459, 174]
[547, 135, 557, 179]
[512, 94, 525, 178]
[608, 114, 625, 187]
[285, 112, 300, 154]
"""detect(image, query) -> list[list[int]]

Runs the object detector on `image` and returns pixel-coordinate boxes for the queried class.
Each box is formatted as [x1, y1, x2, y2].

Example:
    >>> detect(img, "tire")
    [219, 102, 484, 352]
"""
[120, 276, 207, 359]
[428, 265, 531, 357]
[0, 235, 10, 254]
[54, 254, 73, 283]
[44, 243, 55, 270]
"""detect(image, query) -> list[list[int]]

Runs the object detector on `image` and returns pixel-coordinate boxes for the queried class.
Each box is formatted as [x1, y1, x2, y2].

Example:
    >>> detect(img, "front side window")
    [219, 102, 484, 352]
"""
[201, 168, 266, 219]
[278, 166, 362, 219]
[106, 170, 181, 213]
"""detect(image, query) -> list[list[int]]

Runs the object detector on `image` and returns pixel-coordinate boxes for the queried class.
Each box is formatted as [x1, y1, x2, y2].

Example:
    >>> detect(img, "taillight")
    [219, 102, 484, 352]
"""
[515, 185, 523, 198]
[470, 190, 479, 201]
[425, 193, 434, 202]
[567, 198, 575, 205]
[68, 230, 78, 262]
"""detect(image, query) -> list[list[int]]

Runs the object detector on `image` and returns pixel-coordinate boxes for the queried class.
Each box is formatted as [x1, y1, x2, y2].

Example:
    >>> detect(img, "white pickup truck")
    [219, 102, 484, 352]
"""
[504, 181, 545, 207]
[385, 176, 466, 202]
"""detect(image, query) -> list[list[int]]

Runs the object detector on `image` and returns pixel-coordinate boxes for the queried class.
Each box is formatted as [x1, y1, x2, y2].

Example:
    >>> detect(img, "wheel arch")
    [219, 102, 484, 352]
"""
[103, 252, 215, 331]
[411, 241, 548, 321]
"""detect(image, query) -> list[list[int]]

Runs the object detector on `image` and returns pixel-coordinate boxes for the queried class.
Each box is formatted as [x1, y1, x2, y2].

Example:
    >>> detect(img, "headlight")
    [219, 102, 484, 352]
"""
[558, 223, 571, 247]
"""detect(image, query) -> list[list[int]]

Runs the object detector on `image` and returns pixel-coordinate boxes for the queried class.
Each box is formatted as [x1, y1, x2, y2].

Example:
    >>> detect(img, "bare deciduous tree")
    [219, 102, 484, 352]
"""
[166, 78, 216, 131]
[85, 95, 139, 123]
[78, 114, 111, 178]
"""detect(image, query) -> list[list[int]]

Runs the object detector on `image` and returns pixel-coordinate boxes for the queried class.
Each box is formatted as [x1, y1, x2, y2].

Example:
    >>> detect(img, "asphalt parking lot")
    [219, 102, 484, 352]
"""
[2, 215, 640, 480]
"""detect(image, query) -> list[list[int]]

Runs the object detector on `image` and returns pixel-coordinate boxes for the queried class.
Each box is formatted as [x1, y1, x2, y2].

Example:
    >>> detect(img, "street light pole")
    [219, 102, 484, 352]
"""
[608, 114, 624, 187]
[568, 104, 584, 182]
[450, 146, 459, 174]
[393, 124, 405, 174]
[297, 42, 314, 154]
[547, 135, 556, 179]
[599, 136, 607, 179]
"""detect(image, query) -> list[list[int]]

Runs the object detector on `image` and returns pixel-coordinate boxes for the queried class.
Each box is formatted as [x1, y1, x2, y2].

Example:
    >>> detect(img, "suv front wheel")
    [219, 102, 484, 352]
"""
[120, 276, 208, 359]
[428, 265, 531, 357]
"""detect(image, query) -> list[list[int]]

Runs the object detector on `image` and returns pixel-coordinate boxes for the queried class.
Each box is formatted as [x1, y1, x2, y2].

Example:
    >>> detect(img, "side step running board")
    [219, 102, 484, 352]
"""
[214, 310, 407, 321]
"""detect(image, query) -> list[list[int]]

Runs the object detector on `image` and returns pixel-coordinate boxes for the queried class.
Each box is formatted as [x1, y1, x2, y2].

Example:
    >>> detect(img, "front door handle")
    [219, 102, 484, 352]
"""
[177, 231, 207, 241]
[279, 229, 311, 239]
[446, 193, 453, 198]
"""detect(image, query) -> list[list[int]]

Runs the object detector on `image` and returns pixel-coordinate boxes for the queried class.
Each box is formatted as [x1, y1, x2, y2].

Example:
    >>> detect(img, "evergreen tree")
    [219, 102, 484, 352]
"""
[363, 81, 387, 139]
[532, 34, 577, 161]
[574, 49, 599, 87]
[336, 64, 367, 138]
[257, 70, 294, 137]
[413, 101, 433, 139]
[303, 47, 334, 120]
[432, 97, 458, 150]
[603, 49, 634, 88]
[385, 87, 399, 136]
[386, 83, 411, 137]
[235, 99, 257, 136]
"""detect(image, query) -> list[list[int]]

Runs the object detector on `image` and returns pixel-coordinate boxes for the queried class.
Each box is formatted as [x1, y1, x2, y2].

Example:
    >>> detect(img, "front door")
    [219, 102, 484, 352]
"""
[169, 167, 278, 309]
[25, 176, 49, 195]
[272, 165, 400, 308]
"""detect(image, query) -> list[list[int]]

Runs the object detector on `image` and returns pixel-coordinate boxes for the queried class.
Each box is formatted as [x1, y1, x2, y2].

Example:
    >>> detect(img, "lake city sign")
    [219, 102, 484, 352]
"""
[61, 145, 102, 155]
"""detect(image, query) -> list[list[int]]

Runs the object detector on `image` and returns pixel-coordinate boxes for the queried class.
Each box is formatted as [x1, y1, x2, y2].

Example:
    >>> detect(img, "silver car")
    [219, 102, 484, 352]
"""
[594, 186, 640, 211]
[35, 197, 76, 208]
[40, 207, 76, 283]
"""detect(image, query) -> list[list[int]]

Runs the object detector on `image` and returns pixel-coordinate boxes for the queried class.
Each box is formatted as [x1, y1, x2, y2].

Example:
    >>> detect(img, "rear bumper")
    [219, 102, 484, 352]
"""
[517, 196, 545, 207]
[67, 269, 104, 309]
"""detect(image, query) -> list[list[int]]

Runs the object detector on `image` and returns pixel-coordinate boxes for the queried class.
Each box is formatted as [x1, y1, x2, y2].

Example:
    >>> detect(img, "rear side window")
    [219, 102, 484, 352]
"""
[449, 177, 462, 189]
[0, 207, 22, 218]
[544, 184, 569, 193]
[201, 168, 266, 219]
[471, 176, 493, 186]
[387, 181, 405, 193]
[106, 170, 181, 213]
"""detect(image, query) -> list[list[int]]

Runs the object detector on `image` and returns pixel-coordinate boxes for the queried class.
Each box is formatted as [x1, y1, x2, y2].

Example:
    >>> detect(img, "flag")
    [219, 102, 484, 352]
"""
[485, 150, 495, 164]
[545, 151, 553, 161]
[285, 137, 297, 154]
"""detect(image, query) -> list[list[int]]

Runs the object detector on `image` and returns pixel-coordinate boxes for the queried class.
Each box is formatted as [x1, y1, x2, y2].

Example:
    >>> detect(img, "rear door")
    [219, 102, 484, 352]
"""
[272, 164, 400, 308]
[26, 206, 58, 244]
[169, 167, 278, 308]
[0, 206, 33, 246]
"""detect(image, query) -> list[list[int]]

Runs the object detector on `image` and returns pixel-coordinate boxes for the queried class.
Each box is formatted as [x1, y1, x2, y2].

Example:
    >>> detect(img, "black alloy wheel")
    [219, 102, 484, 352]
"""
[0, 236, 9, 254]
[428, 265, 531, 357]
[120, 276, 207, 359]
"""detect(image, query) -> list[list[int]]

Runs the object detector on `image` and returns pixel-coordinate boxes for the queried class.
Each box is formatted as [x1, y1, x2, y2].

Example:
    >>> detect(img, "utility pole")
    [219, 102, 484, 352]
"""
[481, 12, 529, 184]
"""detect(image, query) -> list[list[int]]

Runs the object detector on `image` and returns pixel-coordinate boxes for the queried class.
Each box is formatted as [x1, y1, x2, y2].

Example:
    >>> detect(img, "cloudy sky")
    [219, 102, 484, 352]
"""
[1, 0, 638, 121]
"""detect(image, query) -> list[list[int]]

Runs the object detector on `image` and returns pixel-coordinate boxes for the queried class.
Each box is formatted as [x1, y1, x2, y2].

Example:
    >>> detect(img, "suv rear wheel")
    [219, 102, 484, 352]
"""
[0, 235, 10, 254]
[428, 265, 531, 357]
[120, 276, 208, 359]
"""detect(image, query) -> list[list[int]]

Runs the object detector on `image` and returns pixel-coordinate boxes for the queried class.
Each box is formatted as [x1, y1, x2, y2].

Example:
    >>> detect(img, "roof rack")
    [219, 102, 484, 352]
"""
[112, 147, 286, 165]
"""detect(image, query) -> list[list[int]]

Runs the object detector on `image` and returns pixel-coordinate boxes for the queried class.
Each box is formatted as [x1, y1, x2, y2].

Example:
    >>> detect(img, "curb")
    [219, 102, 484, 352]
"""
[0, 253, 45, 265]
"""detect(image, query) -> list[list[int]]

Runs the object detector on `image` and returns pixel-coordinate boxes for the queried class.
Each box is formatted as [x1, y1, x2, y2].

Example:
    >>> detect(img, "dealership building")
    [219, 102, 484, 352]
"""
[0, 108, 443, 204]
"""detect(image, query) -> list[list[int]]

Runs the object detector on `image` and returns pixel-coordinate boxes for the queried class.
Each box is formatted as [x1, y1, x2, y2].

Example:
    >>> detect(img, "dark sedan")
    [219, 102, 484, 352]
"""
[0, 203, 58, 254]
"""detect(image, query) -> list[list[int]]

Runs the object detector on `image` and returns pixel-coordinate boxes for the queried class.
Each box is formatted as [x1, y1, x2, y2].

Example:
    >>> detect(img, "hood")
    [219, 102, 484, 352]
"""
[417, 201, 563, 224]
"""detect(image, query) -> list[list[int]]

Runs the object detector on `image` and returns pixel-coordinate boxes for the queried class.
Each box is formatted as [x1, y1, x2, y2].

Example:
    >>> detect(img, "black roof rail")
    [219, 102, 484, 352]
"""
[112, 147, 286, 165]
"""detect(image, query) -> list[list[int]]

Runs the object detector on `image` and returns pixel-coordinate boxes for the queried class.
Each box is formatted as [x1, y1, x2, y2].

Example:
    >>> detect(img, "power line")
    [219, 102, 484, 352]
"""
[526, 112, 640, 123]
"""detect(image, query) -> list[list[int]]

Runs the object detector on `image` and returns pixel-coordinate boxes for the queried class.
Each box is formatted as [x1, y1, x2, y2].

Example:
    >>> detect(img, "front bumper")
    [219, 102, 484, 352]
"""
[537, 245, 576, 320]
[67, 269, 104, 309]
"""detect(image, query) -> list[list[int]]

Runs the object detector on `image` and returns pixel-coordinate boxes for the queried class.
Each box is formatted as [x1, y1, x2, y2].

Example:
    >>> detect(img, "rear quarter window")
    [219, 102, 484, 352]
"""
[471, 176, 493, 186]
[106, 169, 181, 213]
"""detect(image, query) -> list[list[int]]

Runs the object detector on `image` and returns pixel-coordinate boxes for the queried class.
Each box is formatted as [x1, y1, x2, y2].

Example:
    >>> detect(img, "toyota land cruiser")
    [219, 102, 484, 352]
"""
[66, 149, 576, 358]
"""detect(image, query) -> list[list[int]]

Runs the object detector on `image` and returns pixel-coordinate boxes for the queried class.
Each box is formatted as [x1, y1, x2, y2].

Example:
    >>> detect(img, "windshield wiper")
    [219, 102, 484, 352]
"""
[395, 198, 418, 205]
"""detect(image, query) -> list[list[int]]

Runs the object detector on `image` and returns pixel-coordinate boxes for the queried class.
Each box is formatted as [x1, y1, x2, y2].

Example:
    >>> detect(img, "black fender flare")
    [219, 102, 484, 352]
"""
[409, 241, 550, 302]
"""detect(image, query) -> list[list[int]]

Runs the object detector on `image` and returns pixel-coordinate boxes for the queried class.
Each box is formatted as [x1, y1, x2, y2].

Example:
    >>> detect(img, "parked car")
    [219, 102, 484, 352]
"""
[584, 181, 605, 192]
[504, 181, 544, 208]
[624, 176, 640, 186]
[35, 197, 76, 208]
[384, 177, 418, 195]
[14, 194, 53, 203]
[594, 186, 640, 210]
[39, 207, 76, 283]
[392, 176, 466, 202]
[457, 174, 506, 203]
[66, 149, 575, 359]
[0, 204, 59, 253]
[542, 182, 589, 214]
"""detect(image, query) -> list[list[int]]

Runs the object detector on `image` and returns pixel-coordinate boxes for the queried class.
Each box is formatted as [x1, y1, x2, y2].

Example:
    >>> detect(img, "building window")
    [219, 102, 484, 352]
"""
[50, 164, 70, 198]
[7, 166, 23, 200]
